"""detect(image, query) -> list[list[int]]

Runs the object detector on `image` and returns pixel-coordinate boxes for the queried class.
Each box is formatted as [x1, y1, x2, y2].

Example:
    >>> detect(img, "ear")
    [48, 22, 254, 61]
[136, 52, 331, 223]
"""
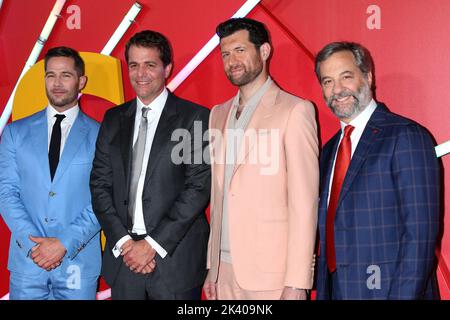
[78, 75, 87, 91]
[366, 71, 373, 87]
[259, 43, 271, 62]
[164, 63, 173, 79]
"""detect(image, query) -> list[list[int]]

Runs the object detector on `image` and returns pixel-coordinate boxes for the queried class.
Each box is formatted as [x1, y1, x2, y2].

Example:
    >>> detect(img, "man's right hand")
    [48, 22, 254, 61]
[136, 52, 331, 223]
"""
[119, 239, 134, 256]
[203, 280, 217, 300]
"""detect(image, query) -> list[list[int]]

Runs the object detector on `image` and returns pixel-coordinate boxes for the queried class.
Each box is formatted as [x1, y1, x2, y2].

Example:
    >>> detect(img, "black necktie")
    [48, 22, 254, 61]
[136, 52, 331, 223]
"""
[49, 114, 66, 181]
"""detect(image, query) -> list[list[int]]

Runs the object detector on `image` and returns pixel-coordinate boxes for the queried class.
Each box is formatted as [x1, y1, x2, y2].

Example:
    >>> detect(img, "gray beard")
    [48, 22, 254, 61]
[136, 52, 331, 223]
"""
[327, 82, 372, 120]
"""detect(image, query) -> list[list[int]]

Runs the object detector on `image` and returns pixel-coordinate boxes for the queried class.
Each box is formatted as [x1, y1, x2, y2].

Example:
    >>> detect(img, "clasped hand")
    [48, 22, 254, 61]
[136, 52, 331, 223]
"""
[29, 235, 66, 271]
[121, 239, 156, 274]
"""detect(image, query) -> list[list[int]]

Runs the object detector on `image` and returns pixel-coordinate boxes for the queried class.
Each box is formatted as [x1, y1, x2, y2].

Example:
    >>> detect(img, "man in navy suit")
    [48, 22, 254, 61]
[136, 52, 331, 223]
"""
[315, 42, 440, 299]
[0, 47, 101, 299]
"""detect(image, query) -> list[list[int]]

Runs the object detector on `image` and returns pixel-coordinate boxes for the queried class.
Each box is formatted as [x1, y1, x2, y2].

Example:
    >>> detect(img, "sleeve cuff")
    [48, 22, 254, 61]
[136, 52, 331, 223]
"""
[145, 235, 167, 258]
[112, 235, 132, 258]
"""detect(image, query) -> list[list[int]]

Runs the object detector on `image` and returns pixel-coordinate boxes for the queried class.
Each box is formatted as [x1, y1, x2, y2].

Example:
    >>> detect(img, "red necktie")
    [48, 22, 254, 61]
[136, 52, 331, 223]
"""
[326, 125, 354, 273]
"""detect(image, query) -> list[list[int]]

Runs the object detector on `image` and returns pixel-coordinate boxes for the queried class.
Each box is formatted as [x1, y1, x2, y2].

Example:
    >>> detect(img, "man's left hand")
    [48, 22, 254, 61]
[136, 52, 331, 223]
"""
[280, 287, 308, 300]
[122, 240, 156, 274]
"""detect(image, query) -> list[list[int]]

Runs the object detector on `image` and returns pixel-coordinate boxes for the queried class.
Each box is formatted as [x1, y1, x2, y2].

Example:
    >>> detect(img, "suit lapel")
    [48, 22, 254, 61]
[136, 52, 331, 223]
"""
[233, 82, 279, 175]
[52, 112, 88, 184]
[338, 104, 386, 203]
[119, 100, 136, 192]
[30, 109, 51, 186]
[213, 100, 234, 193]
[320, 133, 341, 212]
[143, 93, 178, 186]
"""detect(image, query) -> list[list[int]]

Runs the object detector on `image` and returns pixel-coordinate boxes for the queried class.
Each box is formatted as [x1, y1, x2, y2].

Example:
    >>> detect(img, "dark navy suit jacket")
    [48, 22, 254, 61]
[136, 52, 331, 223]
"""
[316, 103, 440, 300]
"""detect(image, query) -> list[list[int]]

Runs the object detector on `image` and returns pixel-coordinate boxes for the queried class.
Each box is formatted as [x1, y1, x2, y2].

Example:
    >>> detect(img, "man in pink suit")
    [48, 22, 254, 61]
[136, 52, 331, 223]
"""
[203, 18, 319, 300]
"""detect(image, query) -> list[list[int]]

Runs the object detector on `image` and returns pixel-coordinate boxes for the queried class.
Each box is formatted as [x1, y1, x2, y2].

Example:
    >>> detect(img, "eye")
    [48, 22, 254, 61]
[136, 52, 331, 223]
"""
[221, 52, 229, 59]
[342, 74, 354, 81]
[321, 79, 332, 87]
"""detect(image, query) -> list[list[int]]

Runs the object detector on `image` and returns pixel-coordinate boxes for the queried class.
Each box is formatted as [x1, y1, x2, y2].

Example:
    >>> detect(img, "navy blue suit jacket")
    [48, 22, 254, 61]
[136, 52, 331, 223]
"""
[316, 103, 440, 300]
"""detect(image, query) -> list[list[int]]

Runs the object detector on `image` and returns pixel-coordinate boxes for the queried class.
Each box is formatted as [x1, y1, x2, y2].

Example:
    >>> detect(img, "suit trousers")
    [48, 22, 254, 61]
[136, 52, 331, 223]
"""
[328, 270, 342, 300]
[9, 271, 98, 300]
[111, 260, 201, 300]
[216, 261, 283, 300]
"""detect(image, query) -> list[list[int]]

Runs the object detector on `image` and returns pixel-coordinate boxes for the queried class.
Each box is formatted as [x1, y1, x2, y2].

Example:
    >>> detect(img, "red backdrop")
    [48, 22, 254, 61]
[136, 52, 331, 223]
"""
[0, 0, 448, 299]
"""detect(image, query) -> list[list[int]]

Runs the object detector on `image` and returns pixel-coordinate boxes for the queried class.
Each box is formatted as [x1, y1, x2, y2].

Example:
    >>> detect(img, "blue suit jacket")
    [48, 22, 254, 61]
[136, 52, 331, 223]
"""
[0, 108, 101, 279]
[316, 103, 440, 299]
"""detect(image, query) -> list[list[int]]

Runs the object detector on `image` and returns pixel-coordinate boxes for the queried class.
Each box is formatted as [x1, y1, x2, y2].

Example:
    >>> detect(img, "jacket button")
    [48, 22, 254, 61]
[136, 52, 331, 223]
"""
[49, 191, 56, 197]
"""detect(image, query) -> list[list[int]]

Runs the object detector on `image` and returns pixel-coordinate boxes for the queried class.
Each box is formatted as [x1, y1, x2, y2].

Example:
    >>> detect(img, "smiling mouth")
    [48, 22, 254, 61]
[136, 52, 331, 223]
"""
[332, 95, 355, 105]
[136, 81, 151, 86]
[229, 65, 244, 73]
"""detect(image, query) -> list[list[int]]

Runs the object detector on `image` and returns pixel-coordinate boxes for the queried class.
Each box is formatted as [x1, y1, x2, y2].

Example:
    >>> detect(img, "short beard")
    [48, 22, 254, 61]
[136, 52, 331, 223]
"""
[326, 81, 372, 120]
[46, 91, 78, 109]
[227, 62, 263, 87]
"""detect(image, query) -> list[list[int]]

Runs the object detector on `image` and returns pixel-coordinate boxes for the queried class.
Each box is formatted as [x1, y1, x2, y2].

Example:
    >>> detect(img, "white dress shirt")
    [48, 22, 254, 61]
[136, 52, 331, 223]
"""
[113, 89, 169, 259]
[327, 99, 378, 205]
[47, 104, 79, 156]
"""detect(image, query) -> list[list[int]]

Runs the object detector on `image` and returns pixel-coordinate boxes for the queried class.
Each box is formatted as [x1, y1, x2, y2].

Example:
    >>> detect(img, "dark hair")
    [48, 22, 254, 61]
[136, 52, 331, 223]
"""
[44, 46, 85, 76]
[216, 18, 270, 49]
[125, 30, 172, 67]
[314, 42, 374, 82]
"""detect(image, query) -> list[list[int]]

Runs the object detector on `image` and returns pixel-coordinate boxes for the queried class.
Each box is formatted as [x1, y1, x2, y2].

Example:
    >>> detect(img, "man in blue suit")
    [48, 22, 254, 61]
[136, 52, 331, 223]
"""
[315, 42, 440, 299]
[0, 47, 101, 299]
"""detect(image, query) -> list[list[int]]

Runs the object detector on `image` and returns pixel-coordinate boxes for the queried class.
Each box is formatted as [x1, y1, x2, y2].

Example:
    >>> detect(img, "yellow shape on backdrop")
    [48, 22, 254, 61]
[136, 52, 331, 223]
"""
[13, 52, 124, 120]
[12, 52, 125, 250]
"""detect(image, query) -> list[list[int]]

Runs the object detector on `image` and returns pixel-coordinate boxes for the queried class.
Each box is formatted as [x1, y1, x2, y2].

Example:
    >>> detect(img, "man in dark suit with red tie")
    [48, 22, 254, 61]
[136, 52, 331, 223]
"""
[315, 42, 440, 299]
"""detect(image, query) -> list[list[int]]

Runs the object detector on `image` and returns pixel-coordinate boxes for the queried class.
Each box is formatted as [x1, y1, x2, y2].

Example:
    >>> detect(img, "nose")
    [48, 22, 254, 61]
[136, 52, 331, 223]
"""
[332, 80, 344, 95]
[53, 75, 63, 87]
[137, 64, 147, 78]
[137, 65, 144, 77]
[228, 53, 238, 67]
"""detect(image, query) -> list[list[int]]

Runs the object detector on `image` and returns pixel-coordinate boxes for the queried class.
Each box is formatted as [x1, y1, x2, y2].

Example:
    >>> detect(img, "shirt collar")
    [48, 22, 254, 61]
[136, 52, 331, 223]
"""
[47, 104, 79, 126]
[340, 99, 377, 133]
[232, 76, 273, 109]
[136, 87, 168, 116]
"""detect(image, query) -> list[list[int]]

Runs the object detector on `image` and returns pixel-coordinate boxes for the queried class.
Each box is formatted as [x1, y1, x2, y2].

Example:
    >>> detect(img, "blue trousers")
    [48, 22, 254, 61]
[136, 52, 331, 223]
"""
[9, 270, 98, 300]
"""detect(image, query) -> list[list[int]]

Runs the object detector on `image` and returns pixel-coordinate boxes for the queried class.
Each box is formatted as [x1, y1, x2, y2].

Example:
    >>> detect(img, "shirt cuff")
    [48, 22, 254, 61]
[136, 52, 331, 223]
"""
[145, 235, 167, 258]
[112, 235, 132, 258]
